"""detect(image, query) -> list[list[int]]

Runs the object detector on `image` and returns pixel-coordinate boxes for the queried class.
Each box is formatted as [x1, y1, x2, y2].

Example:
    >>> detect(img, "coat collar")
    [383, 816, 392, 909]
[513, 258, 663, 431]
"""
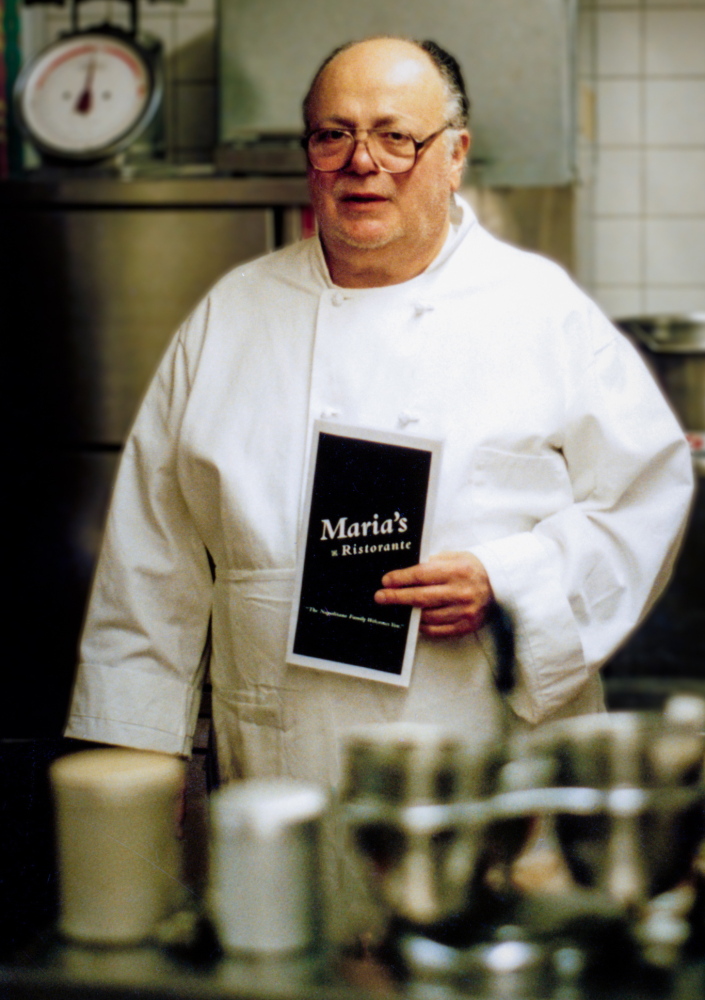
[311, 194, 479, 294]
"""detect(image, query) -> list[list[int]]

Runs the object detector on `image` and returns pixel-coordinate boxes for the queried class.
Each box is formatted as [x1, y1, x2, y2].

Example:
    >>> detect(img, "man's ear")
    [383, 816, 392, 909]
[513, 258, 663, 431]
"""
[450, 130, 471, 191]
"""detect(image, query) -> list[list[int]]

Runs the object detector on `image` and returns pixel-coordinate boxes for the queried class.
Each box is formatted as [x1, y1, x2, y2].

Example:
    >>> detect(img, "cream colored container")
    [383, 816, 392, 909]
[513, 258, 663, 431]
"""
[50, 748, 184, 945]
[208, 779, 326, 954]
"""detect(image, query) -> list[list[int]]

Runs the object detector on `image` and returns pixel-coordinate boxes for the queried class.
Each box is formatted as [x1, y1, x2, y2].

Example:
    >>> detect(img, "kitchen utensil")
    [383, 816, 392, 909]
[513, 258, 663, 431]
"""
[208, 779, 326, 955]
[50, 748, 184, 945]
[617, 314, 705, 470]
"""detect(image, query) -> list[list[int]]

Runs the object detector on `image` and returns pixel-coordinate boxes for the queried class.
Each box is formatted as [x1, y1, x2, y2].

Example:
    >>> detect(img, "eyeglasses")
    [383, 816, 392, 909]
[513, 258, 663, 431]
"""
[302, 124, 451, 173]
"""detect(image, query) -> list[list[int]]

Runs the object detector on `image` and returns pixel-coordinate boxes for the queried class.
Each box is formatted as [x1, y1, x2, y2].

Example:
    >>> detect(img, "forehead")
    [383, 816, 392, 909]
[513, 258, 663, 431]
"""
[308, 40, 446, 126]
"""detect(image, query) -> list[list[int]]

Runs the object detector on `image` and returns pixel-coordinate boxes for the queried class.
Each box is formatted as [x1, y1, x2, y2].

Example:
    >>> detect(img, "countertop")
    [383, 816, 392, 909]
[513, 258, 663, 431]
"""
[0, 167, 310, 206]
[2, 932, 704, 1000]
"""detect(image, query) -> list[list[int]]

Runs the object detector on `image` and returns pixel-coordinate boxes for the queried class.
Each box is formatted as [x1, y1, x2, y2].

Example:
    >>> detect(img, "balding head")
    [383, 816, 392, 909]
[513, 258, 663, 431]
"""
[303, 36, 470, 134]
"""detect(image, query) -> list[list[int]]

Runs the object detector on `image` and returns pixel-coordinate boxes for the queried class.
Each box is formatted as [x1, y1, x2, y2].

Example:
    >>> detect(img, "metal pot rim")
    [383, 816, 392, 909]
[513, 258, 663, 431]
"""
[616, 313, 705, 353]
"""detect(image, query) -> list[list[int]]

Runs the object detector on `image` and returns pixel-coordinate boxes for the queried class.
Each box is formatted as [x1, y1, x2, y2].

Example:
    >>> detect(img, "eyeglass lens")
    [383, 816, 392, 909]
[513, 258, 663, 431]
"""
[307, 130, 417, 172]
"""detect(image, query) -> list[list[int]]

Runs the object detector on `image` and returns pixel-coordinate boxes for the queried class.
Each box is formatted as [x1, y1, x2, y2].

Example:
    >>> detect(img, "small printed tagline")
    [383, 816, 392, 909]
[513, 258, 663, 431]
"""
[305, 607, 403, 628]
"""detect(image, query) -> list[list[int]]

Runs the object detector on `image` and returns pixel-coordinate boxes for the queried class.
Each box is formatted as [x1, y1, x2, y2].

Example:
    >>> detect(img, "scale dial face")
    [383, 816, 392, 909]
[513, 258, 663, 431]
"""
[16, 33, 154, 159]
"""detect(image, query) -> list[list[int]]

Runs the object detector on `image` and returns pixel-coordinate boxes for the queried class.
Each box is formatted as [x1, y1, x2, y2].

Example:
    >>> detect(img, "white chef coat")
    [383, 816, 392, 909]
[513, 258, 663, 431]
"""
[66, 196, 694, 788]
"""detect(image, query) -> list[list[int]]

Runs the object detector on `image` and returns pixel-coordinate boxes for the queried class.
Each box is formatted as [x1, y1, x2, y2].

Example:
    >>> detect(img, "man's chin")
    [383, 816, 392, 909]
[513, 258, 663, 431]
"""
[332, 222, 401, 251]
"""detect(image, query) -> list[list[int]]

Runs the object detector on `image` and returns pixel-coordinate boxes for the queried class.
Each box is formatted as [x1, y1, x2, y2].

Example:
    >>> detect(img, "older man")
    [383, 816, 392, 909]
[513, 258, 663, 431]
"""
[66, 38, 692, 793]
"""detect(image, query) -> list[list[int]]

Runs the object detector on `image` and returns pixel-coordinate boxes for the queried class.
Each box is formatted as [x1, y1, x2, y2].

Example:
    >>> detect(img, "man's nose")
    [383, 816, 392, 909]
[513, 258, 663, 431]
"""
[345, 137, 380, 173]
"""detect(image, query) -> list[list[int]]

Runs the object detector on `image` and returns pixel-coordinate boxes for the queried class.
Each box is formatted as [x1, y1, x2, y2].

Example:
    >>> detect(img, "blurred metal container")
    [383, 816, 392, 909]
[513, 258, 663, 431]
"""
[208, 779, 326, 955]
[520, 699, 705, 910]
[340, 723, 536, 937]
[50, 749, 185, 946]
[616, 315, 705, 460]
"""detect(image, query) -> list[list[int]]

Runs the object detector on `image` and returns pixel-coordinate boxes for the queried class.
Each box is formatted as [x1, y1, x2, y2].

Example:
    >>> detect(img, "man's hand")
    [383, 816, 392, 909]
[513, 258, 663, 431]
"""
[374, 551, 494, 638]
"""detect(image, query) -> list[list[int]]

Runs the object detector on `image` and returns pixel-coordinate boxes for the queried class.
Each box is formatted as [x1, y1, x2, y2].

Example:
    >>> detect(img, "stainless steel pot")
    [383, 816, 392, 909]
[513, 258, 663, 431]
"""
[616, 314, 705, 433]
[617, 314, 705, 474]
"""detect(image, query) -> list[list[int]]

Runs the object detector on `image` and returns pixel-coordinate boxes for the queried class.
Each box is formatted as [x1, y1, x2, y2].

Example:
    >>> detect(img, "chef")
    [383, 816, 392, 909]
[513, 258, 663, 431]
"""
[66, 37, 693, 795]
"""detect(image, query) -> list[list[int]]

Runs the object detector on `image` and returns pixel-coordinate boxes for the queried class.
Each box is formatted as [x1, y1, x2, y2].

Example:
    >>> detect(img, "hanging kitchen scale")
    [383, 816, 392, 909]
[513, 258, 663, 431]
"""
[14, 0, 164, 164]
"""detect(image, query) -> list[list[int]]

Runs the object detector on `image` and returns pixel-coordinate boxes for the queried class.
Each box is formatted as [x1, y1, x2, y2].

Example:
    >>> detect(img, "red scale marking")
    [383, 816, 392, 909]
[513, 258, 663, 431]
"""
[35, 41, 146, 91]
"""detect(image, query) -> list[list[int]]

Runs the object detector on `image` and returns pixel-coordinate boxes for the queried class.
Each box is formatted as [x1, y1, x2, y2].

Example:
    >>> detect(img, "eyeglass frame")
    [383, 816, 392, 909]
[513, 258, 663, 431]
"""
[301, 123, 454, 174]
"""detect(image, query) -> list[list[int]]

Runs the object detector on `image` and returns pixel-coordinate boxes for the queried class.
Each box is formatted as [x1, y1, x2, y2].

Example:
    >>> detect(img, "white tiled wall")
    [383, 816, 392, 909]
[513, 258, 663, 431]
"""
[578, 0, 705, 318]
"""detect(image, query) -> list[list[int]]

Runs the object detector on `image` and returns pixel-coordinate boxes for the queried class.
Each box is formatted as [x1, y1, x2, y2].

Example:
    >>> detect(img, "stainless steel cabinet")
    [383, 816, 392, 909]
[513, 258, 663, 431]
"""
[0, 175, 309, 736]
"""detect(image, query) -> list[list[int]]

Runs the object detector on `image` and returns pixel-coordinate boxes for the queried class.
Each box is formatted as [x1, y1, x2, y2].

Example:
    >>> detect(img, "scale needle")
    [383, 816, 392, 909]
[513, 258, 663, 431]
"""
[74, 58, 96, 114]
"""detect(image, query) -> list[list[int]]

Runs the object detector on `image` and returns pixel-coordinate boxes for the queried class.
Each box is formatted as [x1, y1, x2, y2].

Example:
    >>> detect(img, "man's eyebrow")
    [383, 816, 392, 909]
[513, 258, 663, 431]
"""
[315, 116, 357, 129]
[373, 116, 408, 128]
[313, 114, 409, 129]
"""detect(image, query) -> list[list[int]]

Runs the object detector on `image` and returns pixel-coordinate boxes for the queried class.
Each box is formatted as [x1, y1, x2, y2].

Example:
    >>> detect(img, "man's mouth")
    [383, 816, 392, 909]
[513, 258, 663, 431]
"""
[339, 193, 388, 203]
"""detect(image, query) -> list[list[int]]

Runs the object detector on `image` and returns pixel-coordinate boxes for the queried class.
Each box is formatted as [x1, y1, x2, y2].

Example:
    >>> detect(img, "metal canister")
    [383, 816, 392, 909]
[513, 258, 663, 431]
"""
[50, 748, 184, 945]
[340, 723, 511, 928]
[616, 313, 705, 472]
[208, 779, 326, 955]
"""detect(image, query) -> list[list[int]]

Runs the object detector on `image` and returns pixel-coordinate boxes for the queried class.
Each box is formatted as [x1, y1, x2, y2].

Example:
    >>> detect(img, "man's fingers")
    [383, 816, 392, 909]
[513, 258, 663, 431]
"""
[375, 583, 451, 607]
[420, 604, 471, 624]
[380, 563, 448, 589]
[374, 552, 493, 639]
[420, 620, 475, 638]
[421, 604, 488, 629]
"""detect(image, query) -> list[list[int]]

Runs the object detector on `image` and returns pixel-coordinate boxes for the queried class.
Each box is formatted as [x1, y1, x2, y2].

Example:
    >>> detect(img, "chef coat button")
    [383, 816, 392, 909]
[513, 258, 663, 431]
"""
[321, 407, 340, 419]
[413, 301, 433, 317]
[398, 410, 420, 427]
[331, 292, 345, 306]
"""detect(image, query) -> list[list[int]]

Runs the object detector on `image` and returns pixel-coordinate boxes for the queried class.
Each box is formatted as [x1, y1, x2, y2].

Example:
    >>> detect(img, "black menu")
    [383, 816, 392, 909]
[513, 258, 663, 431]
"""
[287, 421, 442, 685]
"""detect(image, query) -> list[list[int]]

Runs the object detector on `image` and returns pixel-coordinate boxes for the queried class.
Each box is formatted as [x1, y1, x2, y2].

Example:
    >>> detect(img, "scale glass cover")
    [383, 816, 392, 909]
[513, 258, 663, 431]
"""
[14, 26, 162, 161]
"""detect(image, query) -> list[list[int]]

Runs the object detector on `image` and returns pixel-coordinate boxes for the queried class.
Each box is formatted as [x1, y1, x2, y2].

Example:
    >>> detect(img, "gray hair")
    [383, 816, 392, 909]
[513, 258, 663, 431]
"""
[302, 36, 471, 132]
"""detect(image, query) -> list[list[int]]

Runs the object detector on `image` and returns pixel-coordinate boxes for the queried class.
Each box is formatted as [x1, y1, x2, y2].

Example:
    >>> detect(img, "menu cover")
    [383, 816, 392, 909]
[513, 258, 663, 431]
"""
[287, 421, 442, 686]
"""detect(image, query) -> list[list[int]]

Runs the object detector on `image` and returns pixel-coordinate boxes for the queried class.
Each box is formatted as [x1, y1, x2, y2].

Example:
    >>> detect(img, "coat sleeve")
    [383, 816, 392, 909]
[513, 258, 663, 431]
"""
[470, 303, 695, 725]
[65, 316, 213, 756]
